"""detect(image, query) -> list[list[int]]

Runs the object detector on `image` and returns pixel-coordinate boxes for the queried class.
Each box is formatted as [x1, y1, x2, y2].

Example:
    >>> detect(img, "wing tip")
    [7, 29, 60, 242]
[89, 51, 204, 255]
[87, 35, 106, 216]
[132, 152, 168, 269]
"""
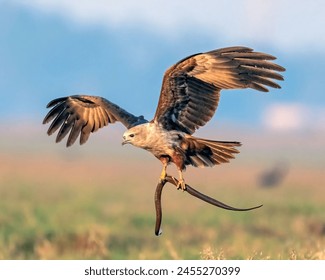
[46, 97, 67, 108]
[66, 141, 73, 147]
[42, 117, 49, 125]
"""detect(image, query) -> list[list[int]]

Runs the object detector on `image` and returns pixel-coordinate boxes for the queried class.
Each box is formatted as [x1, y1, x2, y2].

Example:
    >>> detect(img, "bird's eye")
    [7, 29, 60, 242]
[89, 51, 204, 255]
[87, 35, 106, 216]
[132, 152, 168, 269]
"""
[129, 134, 135, 138]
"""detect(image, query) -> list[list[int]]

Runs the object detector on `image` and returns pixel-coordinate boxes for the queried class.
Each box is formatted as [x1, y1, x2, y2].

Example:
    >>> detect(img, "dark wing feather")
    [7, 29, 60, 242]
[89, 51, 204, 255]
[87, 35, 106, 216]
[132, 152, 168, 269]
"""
[43, 95, 147, 147]
[153, 46, 285, 134]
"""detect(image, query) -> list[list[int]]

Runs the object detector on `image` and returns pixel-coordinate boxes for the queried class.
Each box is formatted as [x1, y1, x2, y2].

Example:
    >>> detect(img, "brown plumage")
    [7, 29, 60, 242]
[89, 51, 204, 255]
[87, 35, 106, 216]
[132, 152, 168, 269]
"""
[43, 46, 285, 189]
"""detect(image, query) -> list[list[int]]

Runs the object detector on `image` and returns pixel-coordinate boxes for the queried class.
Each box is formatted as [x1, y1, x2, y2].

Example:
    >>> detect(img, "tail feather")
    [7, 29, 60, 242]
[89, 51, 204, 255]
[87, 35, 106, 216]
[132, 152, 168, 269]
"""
[181, 136, 241, 168]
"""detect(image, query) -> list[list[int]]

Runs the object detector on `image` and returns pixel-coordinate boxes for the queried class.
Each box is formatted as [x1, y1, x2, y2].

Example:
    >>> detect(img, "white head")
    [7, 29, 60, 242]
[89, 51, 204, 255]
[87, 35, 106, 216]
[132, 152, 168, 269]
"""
[122, 125, 147, 148]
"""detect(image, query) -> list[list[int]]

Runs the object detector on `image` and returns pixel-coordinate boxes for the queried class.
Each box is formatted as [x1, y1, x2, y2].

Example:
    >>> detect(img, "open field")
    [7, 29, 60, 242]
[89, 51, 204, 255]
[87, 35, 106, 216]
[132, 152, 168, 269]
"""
[0, 127, 324, 259]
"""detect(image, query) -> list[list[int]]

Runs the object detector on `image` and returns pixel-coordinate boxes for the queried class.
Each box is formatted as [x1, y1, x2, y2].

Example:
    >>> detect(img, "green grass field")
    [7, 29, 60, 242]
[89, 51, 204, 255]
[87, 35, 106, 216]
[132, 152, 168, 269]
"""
[0, 129, 324, 259]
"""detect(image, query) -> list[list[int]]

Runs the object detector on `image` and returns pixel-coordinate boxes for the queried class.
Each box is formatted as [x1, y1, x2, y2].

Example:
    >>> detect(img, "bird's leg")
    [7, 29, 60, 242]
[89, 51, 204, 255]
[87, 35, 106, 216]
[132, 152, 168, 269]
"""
[159, 162, 168, 183]
[176, 169, 186, 191]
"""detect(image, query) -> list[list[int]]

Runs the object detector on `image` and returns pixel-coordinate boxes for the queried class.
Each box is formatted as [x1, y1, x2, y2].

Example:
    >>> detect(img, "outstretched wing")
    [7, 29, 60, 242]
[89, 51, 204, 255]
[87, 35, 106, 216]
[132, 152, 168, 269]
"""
[153, 46, 285, 134]
[43, 95, 147, 147]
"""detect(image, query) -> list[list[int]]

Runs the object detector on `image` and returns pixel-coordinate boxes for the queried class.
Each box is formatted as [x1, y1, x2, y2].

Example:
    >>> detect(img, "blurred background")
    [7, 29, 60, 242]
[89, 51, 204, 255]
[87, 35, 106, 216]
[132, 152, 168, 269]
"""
[0, 0, 324, 259]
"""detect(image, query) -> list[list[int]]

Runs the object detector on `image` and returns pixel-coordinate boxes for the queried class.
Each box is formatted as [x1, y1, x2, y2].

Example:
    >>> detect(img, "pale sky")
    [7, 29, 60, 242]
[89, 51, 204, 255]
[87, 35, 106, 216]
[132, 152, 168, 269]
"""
[10, 0, 325, 53]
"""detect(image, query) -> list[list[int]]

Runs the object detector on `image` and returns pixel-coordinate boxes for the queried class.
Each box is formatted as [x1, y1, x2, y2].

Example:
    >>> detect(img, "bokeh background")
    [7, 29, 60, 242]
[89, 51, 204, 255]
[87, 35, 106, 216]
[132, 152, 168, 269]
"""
[0, 0, 324, 259]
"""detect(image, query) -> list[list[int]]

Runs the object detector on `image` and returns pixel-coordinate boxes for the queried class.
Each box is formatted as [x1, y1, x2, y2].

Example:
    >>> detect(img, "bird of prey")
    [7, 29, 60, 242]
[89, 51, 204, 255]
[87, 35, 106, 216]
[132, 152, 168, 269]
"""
[43, 46, 285, 190]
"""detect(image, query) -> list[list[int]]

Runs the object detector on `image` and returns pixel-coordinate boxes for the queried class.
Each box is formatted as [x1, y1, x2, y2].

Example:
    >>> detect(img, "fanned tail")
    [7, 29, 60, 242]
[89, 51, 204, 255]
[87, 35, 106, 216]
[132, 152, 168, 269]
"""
[181, 136, 241, 168]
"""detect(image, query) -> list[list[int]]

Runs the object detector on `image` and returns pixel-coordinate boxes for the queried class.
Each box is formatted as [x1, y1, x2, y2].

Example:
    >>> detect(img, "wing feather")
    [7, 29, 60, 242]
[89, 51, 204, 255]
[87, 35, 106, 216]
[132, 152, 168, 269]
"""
[43, 95, 147, 147]
[56, 115, 75, 143]
[47, 109, 69, 136]
[240, 65, 284, 80]
[80, 110, 93, 145]
[153, 46, 285, 134]
[92, 107, 101, 132]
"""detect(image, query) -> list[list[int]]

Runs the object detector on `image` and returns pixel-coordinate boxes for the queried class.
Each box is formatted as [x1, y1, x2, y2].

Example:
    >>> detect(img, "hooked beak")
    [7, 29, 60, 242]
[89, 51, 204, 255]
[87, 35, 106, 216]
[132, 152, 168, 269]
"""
[122, 137, 129, 146]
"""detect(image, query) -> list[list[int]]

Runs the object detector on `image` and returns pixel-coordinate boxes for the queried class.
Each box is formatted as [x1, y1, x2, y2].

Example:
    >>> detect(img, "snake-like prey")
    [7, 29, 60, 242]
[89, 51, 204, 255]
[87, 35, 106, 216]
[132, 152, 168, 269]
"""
[154, 176, 263, 236]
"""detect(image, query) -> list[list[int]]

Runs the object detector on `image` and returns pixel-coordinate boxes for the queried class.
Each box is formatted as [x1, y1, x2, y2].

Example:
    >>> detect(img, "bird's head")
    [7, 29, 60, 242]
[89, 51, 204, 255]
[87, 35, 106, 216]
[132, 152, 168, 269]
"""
[122, 126, 142, 146]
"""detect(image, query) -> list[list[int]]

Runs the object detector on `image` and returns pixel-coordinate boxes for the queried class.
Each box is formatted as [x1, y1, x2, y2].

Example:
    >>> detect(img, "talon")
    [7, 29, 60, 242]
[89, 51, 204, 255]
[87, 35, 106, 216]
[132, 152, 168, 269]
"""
[176, 179, 186, 191]
[176, 169, 186, 191]
[171, 176, 178, 185]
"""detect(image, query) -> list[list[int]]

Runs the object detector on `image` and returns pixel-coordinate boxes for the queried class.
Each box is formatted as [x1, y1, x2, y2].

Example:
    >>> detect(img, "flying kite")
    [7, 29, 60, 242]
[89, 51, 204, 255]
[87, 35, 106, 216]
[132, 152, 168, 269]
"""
[43, 46, 285, 190]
